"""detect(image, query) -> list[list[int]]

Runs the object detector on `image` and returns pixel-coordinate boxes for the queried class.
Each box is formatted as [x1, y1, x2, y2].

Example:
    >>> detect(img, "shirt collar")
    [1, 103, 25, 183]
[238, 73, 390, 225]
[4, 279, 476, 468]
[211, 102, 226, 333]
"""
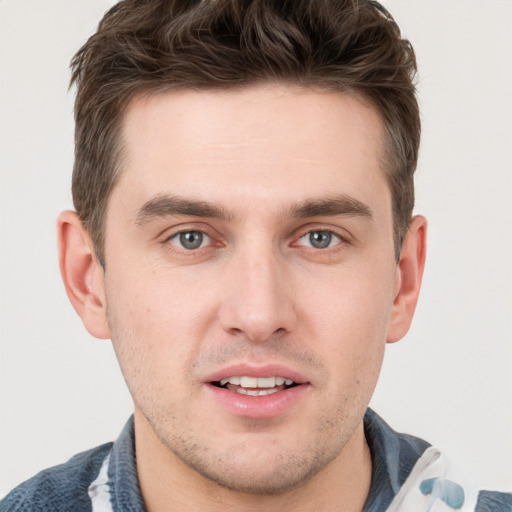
[363, 408, 431, 511]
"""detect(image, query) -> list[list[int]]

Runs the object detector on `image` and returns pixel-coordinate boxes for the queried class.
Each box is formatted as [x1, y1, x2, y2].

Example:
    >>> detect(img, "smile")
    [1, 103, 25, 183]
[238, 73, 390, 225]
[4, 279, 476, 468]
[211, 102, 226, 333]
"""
[213, 376, 298, 396]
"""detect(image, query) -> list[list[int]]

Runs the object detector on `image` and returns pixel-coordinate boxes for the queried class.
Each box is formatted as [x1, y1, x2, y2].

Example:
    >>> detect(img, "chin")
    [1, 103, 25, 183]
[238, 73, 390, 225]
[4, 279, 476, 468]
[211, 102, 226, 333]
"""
[177, 448, 335, 496]
[154, 421, 347, 496]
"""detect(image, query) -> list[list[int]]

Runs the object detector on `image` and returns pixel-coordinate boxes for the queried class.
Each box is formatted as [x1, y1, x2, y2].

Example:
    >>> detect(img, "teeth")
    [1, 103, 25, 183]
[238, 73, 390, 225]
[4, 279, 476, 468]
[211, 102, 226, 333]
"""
[240, 376, 258, 387]
[255, 377, 275, 388]
[218, 376, 295, 388]
[220, 376, 240, 386]
[234, 387, 281, 396]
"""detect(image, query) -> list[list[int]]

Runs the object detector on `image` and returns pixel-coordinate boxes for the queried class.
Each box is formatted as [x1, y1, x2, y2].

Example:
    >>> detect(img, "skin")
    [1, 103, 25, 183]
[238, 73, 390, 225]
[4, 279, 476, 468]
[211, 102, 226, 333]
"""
[58, 85, 426, 512]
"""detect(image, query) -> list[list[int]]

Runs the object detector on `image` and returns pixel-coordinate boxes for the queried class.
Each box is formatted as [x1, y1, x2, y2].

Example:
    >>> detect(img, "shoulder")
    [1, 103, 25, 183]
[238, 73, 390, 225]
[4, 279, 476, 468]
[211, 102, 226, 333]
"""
[476, 490, 512, 511]
[0, 442, 113, 512]
[363, 410, 512, 512]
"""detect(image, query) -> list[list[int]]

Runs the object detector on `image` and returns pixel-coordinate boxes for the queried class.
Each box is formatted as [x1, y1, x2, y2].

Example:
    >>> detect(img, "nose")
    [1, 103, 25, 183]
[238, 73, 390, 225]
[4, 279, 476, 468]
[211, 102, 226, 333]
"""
[219, 243, 298, 343]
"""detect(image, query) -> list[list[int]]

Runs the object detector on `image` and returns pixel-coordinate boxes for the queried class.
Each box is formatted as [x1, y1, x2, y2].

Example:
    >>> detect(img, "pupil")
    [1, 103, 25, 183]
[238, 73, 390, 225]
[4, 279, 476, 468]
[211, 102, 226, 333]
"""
[310, 231, 331, 249]
[180, 231, 203, 250]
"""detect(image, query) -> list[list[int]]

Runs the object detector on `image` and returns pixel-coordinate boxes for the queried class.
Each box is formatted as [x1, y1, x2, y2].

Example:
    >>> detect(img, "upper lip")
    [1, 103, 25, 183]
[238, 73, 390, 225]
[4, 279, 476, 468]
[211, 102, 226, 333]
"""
[203, 363, 310, 385]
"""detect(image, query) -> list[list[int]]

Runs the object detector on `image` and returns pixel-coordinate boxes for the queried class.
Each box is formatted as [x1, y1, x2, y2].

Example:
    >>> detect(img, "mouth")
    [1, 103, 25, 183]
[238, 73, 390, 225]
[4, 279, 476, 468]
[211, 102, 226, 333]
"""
[203, 365, 310, 418]
[210, 376, 300, 396]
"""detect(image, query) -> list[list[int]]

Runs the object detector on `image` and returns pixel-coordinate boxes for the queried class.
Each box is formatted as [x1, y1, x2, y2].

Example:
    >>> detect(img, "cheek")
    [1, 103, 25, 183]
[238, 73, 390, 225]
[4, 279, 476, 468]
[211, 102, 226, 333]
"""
[298, 262, 394, 387]
[104, 266, 218, 382]
[105, 287, 192, 417]
[303, 262, 395, 339]
[107, 264, 200, 332]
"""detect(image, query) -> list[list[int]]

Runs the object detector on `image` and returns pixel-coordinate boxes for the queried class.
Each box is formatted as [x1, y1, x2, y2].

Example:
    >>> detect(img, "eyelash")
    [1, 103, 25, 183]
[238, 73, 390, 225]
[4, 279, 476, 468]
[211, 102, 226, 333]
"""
[162, 226, 349, 256]
[294, 230, 344, 250]
[164, 228, 219, 255]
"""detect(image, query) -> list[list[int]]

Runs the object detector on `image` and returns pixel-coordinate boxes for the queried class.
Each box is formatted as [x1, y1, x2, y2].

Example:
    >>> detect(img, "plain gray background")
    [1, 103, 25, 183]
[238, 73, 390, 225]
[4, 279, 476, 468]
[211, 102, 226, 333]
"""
[1, 0, 511, 496]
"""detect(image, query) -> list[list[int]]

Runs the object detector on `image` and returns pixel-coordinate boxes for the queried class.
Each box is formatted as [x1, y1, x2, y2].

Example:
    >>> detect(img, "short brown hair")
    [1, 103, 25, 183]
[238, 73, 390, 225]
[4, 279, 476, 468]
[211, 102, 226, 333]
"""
[71, 0, 419, 262]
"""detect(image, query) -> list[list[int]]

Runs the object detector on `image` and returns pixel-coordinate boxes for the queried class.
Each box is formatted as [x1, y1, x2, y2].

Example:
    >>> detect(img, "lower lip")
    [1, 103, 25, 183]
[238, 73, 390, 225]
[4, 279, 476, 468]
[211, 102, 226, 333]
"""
[204, 384, 309, 419]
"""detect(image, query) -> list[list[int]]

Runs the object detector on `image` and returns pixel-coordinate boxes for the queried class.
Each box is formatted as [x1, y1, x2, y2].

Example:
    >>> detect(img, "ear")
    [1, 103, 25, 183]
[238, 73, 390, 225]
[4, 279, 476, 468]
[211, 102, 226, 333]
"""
[386, 215, 427, 343]
[57, 210, 110, 339]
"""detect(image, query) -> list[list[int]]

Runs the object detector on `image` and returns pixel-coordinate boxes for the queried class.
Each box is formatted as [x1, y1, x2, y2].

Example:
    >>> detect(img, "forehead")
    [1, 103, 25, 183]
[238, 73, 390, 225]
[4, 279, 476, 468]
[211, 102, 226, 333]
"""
[116, 85, 389, 217]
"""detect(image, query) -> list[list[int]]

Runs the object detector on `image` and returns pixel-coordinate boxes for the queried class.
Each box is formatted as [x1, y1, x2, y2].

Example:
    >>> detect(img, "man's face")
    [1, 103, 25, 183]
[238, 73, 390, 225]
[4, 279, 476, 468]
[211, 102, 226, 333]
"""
[102, 85, 400, 493]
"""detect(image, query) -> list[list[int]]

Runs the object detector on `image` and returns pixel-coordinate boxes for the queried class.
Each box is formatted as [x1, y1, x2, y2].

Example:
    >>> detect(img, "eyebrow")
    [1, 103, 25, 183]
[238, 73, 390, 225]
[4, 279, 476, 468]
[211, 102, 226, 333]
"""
[288, 195, 373, 220]
[135, 195, 232, 225]
[135, 193, 373, 226]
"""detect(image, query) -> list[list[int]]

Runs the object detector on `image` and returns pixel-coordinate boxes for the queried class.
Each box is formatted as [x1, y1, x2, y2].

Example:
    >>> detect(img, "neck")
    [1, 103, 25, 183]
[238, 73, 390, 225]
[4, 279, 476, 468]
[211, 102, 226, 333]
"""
[134, 411, 372, 512]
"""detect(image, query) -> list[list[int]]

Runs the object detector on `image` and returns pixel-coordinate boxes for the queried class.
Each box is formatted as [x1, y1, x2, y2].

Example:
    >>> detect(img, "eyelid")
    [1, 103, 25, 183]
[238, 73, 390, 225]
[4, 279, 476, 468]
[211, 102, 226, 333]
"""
[160, 222, 217, 241]
[296, 230, 342, 248]
[160, 223, 224, 255]
[290, 224, 351, 247]
[167, 230, 212, 250]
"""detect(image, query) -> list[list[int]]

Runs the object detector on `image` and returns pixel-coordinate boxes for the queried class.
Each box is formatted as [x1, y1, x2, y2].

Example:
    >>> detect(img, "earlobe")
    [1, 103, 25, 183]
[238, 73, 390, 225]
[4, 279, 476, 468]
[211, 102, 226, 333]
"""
[386, 215, 427, 343]
[57, 210, 111, 339]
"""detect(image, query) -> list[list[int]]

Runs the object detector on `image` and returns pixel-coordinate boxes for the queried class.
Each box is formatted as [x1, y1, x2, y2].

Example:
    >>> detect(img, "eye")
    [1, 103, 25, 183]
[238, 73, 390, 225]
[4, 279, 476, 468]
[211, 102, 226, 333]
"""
[297, 230, 342, 249]
[168, 230, 211, 250]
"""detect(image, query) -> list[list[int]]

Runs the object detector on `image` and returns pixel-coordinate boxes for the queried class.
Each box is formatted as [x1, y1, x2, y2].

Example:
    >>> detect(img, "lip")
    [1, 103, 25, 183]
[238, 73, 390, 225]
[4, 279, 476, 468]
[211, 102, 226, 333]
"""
[202, 363, 311, 419]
